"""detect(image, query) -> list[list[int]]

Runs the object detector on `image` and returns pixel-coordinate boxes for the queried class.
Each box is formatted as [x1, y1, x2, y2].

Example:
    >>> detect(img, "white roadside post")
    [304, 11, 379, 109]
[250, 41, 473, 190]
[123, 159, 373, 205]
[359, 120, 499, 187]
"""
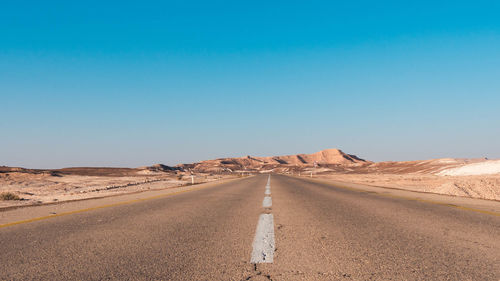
[312, 161, 318, 178]
[191, 175, 194, 184]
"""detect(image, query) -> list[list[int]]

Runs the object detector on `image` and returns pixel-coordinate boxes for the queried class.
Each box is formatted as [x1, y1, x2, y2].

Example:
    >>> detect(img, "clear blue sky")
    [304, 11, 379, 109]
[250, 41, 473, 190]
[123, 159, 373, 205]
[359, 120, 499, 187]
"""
[1, 1, 499, 168]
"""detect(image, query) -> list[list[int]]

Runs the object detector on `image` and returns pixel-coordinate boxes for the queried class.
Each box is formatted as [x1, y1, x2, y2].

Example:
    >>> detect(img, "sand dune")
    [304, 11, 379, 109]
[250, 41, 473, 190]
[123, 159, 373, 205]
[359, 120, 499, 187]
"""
[437, 160, 500, 176]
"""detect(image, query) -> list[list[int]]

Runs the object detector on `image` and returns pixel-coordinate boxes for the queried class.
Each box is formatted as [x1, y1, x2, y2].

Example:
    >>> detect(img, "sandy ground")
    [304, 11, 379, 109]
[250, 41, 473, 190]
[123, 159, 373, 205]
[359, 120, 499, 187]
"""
[311, 173, 500, 201]
[0, 172, 235, 209]
[2, 152, 499, 208]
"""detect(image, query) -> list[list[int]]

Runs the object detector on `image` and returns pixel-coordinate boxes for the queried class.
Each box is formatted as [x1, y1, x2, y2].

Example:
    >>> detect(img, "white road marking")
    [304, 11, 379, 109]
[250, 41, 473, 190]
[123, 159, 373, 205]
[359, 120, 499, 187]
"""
[265, 189, 271, 195]
[250, 214, 275, 263]
[262, 196, 272, 208]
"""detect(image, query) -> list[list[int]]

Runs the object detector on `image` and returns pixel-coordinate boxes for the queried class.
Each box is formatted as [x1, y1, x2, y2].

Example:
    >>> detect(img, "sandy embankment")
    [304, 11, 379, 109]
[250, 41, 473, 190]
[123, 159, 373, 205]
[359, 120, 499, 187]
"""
[313, 174, 500, 201]
[300, 159, 500, 201]
[0, 172, 233, 209]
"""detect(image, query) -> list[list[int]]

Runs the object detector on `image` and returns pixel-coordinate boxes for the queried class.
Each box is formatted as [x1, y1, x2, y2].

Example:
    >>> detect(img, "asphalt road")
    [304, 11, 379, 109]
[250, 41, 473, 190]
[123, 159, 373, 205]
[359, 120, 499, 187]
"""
[0, 175, 499, 280]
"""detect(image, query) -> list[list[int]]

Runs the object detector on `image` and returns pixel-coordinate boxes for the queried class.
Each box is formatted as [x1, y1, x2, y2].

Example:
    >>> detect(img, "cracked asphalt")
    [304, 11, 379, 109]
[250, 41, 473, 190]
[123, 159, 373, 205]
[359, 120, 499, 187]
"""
[1, 175, 499, 280]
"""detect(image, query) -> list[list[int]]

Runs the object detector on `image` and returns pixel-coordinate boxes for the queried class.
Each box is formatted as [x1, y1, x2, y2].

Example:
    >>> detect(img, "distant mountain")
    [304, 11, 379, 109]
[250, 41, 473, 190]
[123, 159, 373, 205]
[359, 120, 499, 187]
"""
[3, 150, 495, 176]
[176, 149, 371, 173]
[0, 165, 179, 177]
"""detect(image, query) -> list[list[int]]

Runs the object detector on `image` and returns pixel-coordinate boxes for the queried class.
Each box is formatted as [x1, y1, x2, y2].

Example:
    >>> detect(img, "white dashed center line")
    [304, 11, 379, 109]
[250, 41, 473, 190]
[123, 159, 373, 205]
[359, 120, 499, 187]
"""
[251, 175, 275, 263]
[262, 196, 272, 208]
[250, 214, 275, 263]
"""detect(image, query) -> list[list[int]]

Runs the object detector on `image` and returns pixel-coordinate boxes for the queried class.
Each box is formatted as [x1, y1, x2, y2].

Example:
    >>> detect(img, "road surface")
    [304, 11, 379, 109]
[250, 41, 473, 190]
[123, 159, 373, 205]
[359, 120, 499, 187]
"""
[1, 175, 499, 280]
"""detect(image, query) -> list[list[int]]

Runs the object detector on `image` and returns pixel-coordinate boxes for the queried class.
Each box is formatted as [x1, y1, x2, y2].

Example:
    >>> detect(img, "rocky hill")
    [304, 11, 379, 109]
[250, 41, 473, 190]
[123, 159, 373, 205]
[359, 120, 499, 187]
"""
[176, 149, 371, 173]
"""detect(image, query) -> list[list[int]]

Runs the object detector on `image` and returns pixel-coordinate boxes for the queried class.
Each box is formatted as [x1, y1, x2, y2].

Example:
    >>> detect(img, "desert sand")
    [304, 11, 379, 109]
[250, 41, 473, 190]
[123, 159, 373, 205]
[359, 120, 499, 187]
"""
[311, 173, 500, 201]
[296, 156, 500, 201]
[0, 165, 236, 208]
[2, 149, 499, 208]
